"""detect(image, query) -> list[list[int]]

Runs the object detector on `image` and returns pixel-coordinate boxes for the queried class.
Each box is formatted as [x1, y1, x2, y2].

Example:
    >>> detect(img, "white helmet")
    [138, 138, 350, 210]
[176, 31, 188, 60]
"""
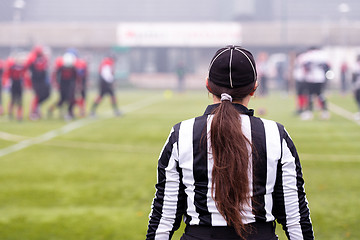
[14, 52, 28, 65]
[63, 53, 76, 67]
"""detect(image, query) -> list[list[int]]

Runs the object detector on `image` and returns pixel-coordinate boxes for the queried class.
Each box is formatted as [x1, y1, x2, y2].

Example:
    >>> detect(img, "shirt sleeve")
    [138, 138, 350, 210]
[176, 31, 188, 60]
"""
[146, 124, 186, 240]
[273, 127, 314, 240]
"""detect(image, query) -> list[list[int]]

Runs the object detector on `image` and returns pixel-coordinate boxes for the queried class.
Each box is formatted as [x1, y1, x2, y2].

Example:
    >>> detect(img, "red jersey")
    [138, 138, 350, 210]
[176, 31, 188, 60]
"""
[27, 50, 48, 81]
[7, 59, 27, 82]
[53, 57, 77, 83]
[75, 58, 88, 81]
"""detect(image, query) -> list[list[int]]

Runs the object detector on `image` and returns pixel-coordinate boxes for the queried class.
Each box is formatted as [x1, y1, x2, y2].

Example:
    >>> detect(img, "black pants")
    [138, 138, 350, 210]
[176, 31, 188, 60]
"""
[99, 81, 115, 97]
[57, 80, 76, 116]
[33, 80, 50, 103]
[10, 82, 23, 106]
[355, 89, 360, 109]
[180, 222, 277, 240]
[306, 82, 327, 111]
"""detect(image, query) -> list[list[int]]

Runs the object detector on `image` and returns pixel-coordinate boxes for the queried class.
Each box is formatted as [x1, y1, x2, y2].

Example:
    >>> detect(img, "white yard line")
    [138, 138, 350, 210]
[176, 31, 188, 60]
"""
[0, 94, 163, 158]
[0, 131, 29, 142]
[0, 98, 357, 159]
[328, 102, 360, 126]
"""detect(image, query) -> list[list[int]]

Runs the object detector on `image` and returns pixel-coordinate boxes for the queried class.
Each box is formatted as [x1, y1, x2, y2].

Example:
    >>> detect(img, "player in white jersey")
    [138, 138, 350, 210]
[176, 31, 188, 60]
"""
[300, 48, 330, 120]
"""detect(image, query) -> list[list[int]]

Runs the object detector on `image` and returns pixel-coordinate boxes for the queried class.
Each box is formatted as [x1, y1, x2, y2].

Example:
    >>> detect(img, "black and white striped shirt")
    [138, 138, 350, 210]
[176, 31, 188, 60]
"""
[146, 104, 314, 240]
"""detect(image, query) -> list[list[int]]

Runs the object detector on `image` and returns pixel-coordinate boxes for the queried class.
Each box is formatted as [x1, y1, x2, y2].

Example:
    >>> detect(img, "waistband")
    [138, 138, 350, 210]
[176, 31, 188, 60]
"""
[184, 221, 277, 240]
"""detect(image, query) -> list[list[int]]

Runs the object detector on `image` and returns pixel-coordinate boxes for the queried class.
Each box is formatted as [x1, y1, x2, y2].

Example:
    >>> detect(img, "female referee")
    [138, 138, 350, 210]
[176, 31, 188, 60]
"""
[146, 46, 314, 240]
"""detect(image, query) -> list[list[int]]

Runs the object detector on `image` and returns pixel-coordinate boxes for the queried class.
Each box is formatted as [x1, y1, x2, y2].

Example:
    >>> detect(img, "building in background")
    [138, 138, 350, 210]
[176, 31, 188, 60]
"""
[1, 0, 360, 89]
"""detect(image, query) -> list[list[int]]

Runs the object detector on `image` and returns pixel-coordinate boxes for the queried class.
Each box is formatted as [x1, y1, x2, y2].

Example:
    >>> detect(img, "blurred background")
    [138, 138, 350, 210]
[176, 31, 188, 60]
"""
[1, 1, 360, 239]
[1, 0, 360, 91]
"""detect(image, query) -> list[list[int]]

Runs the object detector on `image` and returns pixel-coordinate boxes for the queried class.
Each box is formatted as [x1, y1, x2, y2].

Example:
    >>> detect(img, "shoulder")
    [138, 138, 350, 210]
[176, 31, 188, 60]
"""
[172, 116, 196, 132]
[249, 116, 286, 136]
[171, 115, 206, 134]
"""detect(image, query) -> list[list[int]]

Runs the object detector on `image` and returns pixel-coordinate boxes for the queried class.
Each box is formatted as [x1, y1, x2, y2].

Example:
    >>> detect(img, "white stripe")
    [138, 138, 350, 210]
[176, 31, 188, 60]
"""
[240, 114, 256, 224]
[178, 118, 199, 224]
[229, 48, 234, 88]
[157, 128, 174, 166]
[0, 95, 163, 158]
[281, 138, 304, 240]
[262, 119, 281, 222]
[149, 127, 174, 238]
[155, 143, 180, 240]
[328, 102, 360, 126]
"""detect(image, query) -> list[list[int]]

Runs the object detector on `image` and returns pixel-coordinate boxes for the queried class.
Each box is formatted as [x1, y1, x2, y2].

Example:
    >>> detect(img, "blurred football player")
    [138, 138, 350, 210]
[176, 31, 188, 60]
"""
[48, 52, 78, 120]
[293, 51, 308, 115]
[301, 47, 331, 120]
[5, 53, 29, 121]
[90, 55, 121, 117]
[27, 45, 51, 120]
[75, 56, 88, 117]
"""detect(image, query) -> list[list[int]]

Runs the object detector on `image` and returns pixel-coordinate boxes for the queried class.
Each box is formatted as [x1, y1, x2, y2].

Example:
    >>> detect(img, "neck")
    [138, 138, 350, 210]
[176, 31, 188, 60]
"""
[212, 94, 251, 107]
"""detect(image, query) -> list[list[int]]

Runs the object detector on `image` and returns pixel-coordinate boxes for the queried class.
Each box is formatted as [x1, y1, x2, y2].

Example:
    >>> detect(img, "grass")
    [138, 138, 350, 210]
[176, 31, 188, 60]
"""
[0, 89, 359, 239]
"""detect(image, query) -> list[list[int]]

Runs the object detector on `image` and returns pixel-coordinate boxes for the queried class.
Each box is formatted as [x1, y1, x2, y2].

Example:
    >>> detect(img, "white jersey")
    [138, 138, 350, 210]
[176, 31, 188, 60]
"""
[100, 65, 114, 83]
[293, 58, 305, 83]
[301, 49, 329, 84]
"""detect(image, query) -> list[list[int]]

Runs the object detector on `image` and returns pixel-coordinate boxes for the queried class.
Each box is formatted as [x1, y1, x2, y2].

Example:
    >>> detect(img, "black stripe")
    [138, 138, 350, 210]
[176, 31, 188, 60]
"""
[146, 123, 179, 239]
[192, 115, 211, 225]
[250, 116, 267, 221]
[271, 123, 289, 238]
[170, 161, 187, 238]
[283, 130, 314, 239]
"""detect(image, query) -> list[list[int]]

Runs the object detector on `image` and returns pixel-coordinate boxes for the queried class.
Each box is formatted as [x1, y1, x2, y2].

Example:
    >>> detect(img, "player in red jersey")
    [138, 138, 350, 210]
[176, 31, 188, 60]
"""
[75, 57, 88, 117]
[26, 46, 51, 120]
[5, 53, 29, 121]
[48, 53, 78, 120]
[90, 56, 121, 117]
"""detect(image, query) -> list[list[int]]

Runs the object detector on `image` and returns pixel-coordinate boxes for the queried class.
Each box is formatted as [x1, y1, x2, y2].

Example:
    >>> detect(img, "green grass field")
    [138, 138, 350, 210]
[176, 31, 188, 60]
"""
[0, 89, 359, 240]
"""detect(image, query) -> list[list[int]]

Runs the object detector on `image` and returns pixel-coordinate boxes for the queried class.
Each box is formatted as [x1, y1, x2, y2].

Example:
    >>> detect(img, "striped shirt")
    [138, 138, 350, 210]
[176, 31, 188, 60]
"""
[146, 103, 314, 240]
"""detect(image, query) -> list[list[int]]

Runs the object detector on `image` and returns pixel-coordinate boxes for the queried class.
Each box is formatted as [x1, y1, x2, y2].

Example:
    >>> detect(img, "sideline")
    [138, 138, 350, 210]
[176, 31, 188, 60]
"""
[0, 94, 163, 158]
[328, 102, 360, 126]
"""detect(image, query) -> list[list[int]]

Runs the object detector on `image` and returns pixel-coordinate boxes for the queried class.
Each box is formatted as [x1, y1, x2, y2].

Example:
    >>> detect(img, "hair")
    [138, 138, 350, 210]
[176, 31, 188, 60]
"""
[207, 79, 255, 238]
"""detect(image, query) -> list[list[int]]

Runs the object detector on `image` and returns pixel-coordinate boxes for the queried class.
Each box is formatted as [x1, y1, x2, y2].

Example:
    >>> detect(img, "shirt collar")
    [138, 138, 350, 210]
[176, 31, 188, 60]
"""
[204, 103, 254, 116]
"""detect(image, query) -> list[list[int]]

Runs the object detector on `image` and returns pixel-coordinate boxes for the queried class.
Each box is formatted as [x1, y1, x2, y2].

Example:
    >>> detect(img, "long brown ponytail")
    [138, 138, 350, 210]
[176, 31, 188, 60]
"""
[208, 79, 255, 238]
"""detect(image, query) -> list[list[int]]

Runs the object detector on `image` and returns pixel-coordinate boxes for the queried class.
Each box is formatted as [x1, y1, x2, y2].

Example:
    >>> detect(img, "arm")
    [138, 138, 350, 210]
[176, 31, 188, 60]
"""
[273, 127, 314, 240]
[146, 125, 186, 240]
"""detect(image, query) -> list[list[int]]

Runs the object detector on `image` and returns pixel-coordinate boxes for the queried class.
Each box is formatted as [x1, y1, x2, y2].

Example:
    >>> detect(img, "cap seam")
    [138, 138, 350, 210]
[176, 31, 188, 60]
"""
[208, 48, 230, 72]
[229, 48, 234, 88]
[234, 47, 257, 82]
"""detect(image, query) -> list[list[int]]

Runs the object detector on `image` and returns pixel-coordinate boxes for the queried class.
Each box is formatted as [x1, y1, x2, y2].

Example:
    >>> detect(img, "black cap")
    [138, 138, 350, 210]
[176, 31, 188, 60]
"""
[208, 45, 257, 88]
